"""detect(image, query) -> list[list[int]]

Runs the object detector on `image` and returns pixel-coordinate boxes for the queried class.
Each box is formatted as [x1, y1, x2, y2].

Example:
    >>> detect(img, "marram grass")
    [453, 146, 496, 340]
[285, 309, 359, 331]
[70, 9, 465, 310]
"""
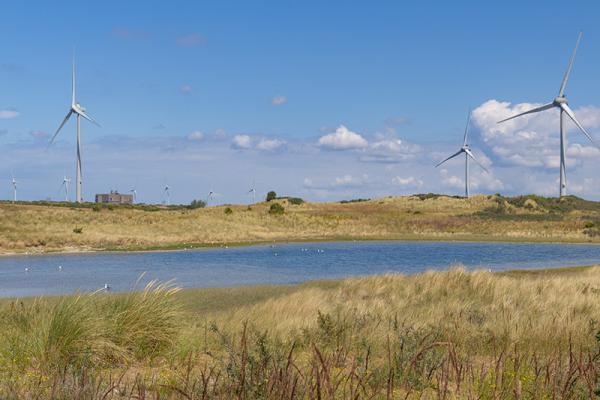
[2, 266, 600, 398]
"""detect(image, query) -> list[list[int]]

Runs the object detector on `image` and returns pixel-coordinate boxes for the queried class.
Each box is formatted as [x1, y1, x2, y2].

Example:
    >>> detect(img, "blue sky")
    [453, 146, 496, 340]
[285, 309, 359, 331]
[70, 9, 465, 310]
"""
[2, 1, 600, 203]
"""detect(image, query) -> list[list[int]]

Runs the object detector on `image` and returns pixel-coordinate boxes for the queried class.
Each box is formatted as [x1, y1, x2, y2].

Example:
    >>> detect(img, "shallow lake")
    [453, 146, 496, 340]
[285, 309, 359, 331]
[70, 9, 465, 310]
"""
[1, 241, 600, 297]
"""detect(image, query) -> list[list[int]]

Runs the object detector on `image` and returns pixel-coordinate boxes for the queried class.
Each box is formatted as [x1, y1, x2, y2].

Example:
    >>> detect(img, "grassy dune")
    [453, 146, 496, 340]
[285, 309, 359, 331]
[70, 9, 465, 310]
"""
[2, 194, 600, 254]
[2, 266, 600, 398]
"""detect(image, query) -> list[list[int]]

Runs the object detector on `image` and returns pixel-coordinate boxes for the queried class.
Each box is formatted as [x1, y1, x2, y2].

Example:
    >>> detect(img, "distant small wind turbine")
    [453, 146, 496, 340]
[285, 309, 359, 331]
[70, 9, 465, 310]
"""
[10, 173, 17, 203]
[436, 109, 488, 198]
[48, 53, 100, 203]
[61, 176, 71, 202]
[247, 180, 256, 203]
[164, 184, 171, 205]
[206, 190, 214, 204]
[130, 189, 137, 203]
[497, 32, 597, 197]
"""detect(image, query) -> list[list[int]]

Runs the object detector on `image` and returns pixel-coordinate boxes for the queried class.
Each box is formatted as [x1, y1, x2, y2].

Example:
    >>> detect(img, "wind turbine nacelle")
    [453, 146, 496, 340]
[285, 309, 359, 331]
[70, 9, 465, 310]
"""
[554, 97, 568, 105]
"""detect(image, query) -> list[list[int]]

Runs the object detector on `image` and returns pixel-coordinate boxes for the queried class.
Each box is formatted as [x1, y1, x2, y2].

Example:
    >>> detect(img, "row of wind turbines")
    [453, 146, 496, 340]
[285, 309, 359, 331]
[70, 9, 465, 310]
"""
[10, 34, 596, 204]
[437, 32, 596, 198]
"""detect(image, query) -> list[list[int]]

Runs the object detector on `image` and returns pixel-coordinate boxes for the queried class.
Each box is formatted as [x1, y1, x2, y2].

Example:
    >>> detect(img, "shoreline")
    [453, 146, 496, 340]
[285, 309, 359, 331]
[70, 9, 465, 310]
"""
[2, 234, 599, 258]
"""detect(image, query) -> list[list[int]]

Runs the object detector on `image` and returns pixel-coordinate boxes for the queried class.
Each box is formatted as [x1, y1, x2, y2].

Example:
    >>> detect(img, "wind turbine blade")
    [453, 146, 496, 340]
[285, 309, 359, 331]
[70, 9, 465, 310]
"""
[464, 148, 489, 173]
[435, 149, 464, 168]
[48, 110, 73, 148]
[462, 109, 471, 146]
[561, 103, 598, 147]
[559, 32, 582, 97]
[72, 53, 76, 106]
[497, 103, 555, 124]
[78, 110, 100, 127]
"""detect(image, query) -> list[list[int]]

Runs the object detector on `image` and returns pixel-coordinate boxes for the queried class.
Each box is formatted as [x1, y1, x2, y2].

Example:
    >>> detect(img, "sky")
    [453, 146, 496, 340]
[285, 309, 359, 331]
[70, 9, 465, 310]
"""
[2, 1, 600, 204]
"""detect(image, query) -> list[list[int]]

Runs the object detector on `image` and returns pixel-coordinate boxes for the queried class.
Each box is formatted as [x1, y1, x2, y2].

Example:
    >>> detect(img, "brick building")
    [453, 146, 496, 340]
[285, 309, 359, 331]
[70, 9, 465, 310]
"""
[95, 191, 133, 205]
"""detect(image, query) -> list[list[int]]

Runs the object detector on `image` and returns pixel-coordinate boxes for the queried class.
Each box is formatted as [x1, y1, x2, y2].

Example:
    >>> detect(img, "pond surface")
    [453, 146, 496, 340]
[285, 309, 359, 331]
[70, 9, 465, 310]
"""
[1, 241, 600, 297]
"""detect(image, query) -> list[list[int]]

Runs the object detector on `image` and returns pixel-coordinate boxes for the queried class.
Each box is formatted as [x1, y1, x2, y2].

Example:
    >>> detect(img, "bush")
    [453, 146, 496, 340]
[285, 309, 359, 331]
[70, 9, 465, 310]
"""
[266, 191, 277, 202]
[288, 197, 304, 205]
[269, 203, 284, 215]
[73, 226, 83, 234]
[92, 204, 101, 212]
[189, 199, 207, 209]
[224, 207, 233, 215]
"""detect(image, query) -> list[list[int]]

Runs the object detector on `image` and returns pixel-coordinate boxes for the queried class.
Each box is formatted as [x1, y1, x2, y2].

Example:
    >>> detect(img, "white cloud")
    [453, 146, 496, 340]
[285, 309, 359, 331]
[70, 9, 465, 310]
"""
[0, 110, 18, 119]
[180, 85, 193, 94]
[231, 134, 252, 149]
[392, 176, 423, 188]
[272, 95, 287, 106]
[318, 125, 368, 150]
[472, 99, 600, 169]
[333, 174, 369, 187]
[256, 138, 286, 151]
[187, 131, 204, 141]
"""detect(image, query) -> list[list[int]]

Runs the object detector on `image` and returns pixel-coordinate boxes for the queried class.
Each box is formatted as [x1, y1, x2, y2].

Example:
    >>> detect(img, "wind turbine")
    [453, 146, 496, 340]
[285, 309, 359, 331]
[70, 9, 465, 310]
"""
[61, 176, 71, 202]
[436, 110, 489, 198]
[163, 184, 170, 205]
[48, 54, 100, 203]
[247, 180, 256, 203]
[10, 173, 17, 203]
[206, 190, 214, 204]
[129, 189, 137, 203]
[497, 32, 596, 197]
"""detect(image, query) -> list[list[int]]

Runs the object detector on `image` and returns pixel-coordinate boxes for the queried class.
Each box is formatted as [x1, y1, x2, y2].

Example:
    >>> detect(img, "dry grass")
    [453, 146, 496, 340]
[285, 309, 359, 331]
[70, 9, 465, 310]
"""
[3, 266, 600, 398]
[2, 194, 600, 254]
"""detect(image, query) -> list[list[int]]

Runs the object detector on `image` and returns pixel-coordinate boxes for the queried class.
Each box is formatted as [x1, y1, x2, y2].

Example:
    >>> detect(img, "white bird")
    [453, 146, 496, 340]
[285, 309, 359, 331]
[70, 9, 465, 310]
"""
[498, 32, 597, 197]
[58, 265, 62, 271]
[24, 267, 29, 273]
[436, 109, 489, 198]
[48, 53, 100, 203]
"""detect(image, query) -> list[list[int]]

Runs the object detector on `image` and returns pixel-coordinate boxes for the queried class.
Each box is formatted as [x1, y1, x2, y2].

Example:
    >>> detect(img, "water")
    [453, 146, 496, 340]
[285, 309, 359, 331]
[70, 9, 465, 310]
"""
[1, 241, 600, 297]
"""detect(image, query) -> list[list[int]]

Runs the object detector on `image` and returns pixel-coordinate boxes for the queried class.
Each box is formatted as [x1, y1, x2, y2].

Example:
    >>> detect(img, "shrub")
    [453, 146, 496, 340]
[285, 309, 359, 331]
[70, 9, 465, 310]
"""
[189, 199, 207, 209]
[92, 204, 101, 212]
[585, 221, 595, 229]
[73, 226, 83, 234]
[288, 197, 304, 205]
[266, 191, 277, 202]
[224, 207, 233, 215]
[269, 203, 284, 215]
[340, 198, 370, 204]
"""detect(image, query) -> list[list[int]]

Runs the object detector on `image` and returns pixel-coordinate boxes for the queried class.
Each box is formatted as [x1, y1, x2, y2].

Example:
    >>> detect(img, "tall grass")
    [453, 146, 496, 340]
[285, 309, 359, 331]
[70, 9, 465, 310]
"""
[1, 267, 600, 398]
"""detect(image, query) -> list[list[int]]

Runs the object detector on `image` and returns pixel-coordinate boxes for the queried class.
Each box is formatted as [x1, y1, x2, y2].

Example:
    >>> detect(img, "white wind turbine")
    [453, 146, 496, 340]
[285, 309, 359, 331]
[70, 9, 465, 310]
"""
[163, 184, 171, 205]
[48, 54, 100, 203]
[498, 32, 597, 197]
[436, 110, 489, 198]
[61, 176, 71, 202]
[10, 173, 17, 203]
[247, 180, 256, 203]
[206, 190, 214, 204]
[130, 189, 137, 203]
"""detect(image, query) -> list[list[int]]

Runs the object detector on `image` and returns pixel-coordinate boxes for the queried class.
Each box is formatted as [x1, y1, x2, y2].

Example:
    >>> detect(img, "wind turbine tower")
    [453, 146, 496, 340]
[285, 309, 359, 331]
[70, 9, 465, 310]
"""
[10, 174, 17, 203]
[49, 54, 100, 203]
[497, 32, 597, 197]
[436, 110, 489, 198]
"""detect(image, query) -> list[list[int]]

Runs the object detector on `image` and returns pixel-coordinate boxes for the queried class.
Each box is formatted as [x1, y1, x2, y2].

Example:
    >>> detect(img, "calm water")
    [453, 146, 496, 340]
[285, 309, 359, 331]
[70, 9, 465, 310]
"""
[1, 241, 600, 297]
